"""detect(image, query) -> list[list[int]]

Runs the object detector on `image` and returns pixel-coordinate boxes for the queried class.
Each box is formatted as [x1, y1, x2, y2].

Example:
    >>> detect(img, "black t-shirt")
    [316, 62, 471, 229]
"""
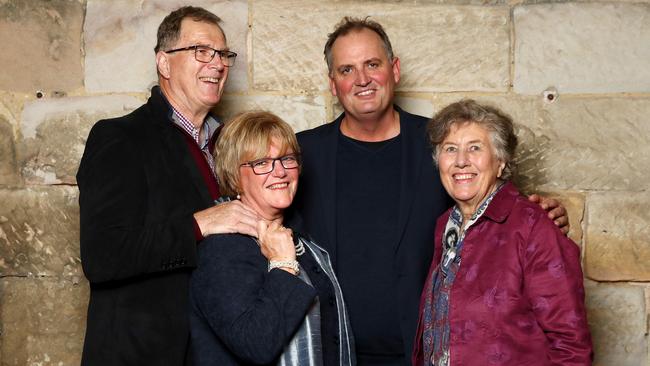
[335, 133, 405, 364]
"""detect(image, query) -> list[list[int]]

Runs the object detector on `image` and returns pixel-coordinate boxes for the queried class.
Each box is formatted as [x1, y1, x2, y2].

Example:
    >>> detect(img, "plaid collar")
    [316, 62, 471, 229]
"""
[170, 107, 220, 149]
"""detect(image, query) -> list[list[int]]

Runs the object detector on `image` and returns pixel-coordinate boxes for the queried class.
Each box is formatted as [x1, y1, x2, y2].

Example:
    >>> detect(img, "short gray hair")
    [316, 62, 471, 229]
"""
[323, 16, 394, 75]
[428, 99, 518, 180]
[154, 6, 223, 53]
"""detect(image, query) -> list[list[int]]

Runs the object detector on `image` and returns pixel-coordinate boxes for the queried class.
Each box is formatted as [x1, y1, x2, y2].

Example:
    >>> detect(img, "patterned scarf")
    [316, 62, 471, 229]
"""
[421, 183, 504, 366]
[277, 235, 356, 366]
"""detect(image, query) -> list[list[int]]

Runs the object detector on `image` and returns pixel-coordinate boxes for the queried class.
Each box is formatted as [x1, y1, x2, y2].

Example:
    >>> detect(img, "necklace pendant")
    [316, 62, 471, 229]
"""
[442, 248, 456, 268]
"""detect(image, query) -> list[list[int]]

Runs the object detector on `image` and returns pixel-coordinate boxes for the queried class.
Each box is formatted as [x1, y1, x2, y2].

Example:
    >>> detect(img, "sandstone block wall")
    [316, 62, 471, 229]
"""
[1, 1, 648, 365]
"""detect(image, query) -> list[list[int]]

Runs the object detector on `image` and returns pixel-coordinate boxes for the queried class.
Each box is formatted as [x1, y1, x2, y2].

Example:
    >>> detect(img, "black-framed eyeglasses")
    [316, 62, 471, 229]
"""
[240, 154, 301, 175]
[164, 45, 237, 66]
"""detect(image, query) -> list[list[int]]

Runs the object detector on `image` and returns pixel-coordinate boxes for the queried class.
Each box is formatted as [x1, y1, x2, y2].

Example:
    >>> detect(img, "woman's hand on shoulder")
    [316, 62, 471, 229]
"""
[257, 220, 297, 274]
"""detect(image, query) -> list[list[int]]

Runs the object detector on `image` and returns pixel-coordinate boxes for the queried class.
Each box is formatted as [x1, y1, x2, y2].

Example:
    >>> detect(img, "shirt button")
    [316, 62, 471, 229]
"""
[329, 297, 335, 306]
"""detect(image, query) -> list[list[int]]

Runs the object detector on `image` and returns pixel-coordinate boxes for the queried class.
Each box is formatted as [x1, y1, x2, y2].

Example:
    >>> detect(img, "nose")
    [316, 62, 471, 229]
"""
[208, 53, 225, 71]
[271, 159, 287, 177]
[355, 68, 370, 86]
[455, 149, 470, 168]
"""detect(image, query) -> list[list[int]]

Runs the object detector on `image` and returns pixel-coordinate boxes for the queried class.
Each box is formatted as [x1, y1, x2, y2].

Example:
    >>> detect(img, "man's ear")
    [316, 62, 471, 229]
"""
[392, 56, 401, 84]
[328, 74, 338, 97]
[156, 51, 171, 79]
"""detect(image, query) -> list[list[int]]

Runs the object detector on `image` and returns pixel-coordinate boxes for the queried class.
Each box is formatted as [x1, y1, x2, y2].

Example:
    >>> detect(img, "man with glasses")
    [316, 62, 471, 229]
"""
[77, 6, 257, 365]
[289, 17, 570, 365]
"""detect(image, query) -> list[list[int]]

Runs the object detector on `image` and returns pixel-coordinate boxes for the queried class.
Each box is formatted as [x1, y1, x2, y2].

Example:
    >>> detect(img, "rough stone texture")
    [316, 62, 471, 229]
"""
[585, 191, 650, 282]
[393, 95, 436, 119]
[529, 97, 650, 191]
[0, 187, 81, 280]
[0, 277, 88, 366]
[0, 0, 84, 93]
[430, 93, 543, 133]
[0, 92, 29, 123]
[0, 117, 18, 187]
[84, 0, 248, 93]
[514, 3, 650, 94]
[18, 95, 143, 185]
[216, 94, 327, 133]
[585, 280, 648, 366]
[252, 1, 510, 92]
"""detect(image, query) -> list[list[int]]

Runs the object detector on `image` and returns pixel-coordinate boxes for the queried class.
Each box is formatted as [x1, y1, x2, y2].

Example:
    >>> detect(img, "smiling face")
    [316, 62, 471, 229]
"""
[238, 139, 299, 221]
[438, 122, 506, 218]
[156, 18, 229, 118]
[328, 28, 400, 123]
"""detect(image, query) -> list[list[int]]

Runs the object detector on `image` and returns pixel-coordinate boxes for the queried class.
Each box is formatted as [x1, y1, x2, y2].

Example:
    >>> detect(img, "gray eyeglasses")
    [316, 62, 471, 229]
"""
[164, 45, 237, 66]
[240, 154, 301, 175]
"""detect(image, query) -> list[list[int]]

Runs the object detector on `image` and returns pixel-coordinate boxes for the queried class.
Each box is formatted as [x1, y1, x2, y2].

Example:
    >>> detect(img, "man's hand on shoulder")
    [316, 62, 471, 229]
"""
[528, 194, 570, 235]
[194, 200, 260, 238]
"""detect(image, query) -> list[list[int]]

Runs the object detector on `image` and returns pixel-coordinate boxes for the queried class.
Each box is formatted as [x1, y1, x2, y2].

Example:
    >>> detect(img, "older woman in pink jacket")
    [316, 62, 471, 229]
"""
[413, 100, 592, 366]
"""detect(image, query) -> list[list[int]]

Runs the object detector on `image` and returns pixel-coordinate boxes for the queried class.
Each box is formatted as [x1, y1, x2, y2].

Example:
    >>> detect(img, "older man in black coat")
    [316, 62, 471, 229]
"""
[77, 7, 258, 365]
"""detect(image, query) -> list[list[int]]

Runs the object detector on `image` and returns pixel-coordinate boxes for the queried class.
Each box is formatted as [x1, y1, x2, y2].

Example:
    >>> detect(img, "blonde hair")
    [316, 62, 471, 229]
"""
[214, 111, 300, 196]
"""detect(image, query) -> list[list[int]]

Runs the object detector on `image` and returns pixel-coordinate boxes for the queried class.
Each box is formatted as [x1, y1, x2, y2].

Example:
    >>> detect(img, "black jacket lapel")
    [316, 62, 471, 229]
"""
[394, 106, 427, 253]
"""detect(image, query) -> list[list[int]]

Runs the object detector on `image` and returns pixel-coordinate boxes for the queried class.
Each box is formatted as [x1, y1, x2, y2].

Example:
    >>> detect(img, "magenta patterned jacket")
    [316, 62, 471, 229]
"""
[413, 181, 593, 366]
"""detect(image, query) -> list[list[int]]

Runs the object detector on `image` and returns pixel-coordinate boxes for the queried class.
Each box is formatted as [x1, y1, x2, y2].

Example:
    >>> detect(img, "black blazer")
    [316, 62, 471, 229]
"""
[189, 234, 318, 366]
[77, 87, 214, 365]
[289, 106, 452, 362]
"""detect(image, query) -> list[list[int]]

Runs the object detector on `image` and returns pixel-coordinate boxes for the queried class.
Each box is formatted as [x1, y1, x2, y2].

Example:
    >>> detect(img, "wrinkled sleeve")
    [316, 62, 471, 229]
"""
[523, 216, 593, 365]
[190, 234, 317, 364]
[77, 121, 197, 284]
